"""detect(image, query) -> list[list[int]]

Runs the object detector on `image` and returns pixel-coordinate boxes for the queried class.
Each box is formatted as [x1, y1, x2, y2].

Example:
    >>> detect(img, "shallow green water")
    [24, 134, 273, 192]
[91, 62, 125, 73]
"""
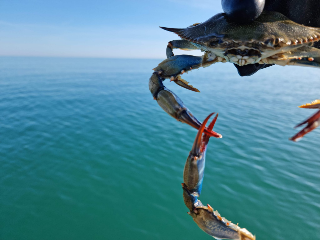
[0, 57, 319, 240]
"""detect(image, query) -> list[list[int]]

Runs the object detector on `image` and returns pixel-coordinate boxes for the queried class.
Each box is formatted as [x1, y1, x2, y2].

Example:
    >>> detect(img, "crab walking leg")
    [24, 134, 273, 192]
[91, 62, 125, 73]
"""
[265, 47, 320, 68]
[288, 57, 320, 68]
[149, 73, 221, 138]
[182, 113, 255, 240]
[290, 100, 320, 141]
[166, 40, 199, 58]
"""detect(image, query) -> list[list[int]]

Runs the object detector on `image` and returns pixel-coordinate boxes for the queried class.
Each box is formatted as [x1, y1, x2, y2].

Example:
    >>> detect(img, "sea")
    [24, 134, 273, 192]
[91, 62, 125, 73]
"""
[0, 56, 319, 240]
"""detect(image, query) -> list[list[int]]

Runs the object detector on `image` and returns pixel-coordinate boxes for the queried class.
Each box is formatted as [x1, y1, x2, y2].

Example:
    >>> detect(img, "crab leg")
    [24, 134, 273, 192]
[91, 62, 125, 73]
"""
[290, 100, 320, 141]
[149, 73, 221, 138]
[182, 113, 255, 240]
[153, 54, 221, 91]
[149, 54, 222, 138]
[288, 57, 320, 68]
[265, 47, 320, 68]
[166, 40, 199, 58]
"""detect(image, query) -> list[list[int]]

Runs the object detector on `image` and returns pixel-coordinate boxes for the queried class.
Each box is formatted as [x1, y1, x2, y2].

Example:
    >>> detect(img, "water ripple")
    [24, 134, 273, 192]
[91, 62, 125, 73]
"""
[0, 57, 319, 240]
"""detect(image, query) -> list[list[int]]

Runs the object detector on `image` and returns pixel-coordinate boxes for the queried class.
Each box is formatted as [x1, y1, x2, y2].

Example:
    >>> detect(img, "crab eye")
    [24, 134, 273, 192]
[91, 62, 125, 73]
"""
[210, 40, 220, 47]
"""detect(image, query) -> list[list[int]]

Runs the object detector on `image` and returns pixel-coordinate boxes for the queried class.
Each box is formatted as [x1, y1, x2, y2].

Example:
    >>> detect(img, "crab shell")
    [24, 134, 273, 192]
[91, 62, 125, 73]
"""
[161, 11, 320, 66]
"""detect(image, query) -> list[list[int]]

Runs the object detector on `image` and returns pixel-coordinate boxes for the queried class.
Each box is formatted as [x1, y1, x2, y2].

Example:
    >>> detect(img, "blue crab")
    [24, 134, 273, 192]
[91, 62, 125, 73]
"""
[149, 11, 320, 140]
[182, 113, 255, 240]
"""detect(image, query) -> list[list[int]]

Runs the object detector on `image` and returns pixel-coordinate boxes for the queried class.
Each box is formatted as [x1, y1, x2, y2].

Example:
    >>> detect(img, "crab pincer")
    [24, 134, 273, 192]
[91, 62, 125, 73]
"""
[290, 100, 320, 141]
[188, 205, 255, 240]
[149, 73, 222, 138]
[182, 113, 255, 240]
[183, 112, 218, 198]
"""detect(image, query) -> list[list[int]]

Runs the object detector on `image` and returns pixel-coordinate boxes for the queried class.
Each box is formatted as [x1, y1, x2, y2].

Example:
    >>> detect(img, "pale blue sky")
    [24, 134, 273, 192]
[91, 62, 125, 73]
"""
[0, 0, 222, 58]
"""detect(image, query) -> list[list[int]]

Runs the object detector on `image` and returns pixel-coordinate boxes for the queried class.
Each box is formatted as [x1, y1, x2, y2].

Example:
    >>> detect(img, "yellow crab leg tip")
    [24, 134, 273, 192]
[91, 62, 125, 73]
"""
[299, 99, 320, 108]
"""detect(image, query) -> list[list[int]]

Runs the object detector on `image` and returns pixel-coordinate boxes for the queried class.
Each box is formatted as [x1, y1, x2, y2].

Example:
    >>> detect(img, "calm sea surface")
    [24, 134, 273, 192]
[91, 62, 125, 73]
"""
[0, 57, 319, 240]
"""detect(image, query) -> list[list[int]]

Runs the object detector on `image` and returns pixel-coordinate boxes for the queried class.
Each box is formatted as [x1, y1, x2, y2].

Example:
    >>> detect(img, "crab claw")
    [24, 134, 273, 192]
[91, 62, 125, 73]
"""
[290, 110, 320, 142]
[149, 73, 222, 138]
[190, 113, 219, 156]
[183, 113, 219, 197]
[182, 113, 255, 240]
[189, 206, 255, 240]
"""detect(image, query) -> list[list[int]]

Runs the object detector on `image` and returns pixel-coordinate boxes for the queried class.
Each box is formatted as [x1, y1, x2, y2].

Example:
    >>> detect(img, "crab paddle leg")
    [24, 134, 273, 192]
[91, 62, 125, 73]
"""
[182, 113, 255, 240]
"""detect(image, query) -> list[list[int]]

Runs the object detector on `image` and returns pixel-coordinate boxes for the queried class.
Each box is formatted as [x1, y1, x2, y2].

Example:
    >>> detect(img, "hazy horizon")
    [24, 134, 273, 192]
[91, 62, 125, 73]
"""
[0, 0, 222, 59]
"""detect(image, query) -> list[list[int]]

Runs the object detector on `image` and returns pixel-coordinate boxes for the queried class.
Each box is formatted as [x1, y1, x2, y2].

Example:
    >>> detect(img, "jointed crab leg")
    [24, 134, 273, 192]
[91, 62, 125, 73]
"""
[149, 72, 221, 138]
[182, 113, 255, 240]
[290, 100, 320, 141]
[149, 54, 223, 138]
[153, 54, 221, 91]
[166, 40, 199, 58]
[264, 46, 320, 68]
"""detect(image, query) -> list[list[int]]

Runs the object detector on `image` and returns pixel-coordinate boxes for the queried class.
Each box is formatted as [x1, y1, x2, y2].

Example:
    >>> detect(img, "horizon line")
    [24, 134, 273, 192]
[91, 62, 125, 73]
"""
[0, 55, 165, 60]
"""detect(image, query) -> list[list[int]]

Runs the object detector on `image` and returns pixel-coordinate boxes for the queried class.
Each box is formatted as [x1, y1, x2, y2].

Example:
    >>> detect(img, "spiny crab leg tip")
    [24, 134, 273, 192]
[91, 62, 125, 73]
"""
[299, 101, 320, 109]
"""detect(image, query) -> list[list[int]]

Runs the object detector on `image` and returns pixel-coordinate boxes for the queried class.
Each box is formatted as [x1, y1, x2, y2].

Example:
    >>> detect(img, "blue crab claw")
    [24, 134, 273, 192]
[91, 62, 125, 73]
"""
[182, 113, 255, 240]
[290, 100, 320, 141]
[183, 113, 219, 196]
[149, 73, 222, 138]
[189, 205, 256, 240]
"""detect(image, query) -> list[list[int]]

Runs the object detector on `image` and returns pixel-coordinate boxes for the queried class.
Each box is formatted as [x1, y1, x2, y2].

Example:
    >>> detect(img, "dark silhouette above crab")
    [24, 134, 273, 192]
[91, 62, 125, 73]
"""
[149, 11, 320, 141]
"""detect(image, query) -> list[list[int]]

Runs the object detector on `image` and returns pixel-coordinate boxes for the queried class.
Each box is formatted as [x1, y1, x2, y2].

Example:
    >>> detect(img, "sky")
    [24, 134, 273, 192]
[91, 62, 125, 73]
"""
[0, 0, 223, 58]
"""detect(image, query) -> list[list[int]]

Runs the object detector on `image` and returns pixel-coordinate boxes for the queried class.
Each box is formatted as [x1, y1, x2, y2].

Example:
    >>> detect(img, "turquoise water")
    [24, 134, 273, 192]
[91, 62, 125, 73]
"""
[0, 57, 319, 240]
